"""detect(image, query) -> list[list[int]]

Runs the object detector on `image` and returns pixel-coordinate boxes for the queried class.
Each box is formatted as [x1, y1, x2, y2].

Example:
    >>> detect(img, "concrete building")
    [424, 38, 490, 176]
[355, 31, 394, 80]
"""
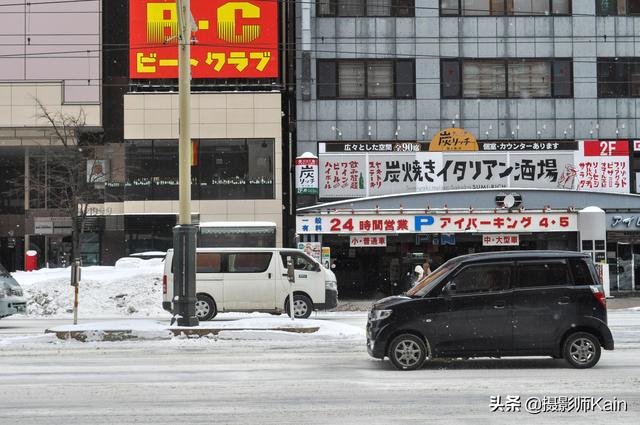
[294, 1, 640, 297]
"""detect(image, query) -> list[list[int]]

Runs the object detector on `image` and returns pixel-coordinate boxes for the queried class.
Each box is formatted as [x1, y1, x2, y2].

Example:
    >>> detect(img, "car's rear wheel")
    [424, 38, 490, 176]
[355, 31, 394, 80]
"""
[388, 334, 427, 371]
[563, 332, 601, 369]
[195, 294, 217, 321]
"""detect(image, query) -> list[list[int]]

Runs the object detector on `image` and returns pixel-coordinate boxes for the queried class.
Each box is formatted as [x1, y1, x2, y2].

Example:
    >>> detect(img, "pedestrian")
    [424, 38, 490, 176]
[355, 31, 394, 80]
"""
[422, 256, 432, 277]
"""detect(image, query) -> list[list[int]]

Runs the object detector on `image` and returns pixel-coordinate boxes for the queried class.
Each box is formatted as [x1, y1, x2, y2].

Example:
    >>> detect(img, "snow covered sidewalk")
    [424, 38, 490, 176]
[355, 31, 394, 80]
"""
[41, 316, 363, 342]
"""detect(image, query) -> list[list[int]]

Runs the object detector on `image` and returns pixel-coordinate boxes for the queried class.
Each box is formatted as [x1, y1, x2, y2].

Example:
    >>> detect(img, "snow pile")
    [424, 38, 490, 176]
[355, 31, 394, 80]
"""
[12, 262, 167, 318]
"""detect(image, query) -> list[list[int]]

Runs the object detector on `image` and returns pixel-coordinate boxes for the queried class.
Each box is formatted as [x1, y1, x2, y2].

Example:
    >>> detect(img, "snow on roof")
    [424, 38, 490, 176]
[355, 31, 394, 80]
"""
[199, 222, 276, 228]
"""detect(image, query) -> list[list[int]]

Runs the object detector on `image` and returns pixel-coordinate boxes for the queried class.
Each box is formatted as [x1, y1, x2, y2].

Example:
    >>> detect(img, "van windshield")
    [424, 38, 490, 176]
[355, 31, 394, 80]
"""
[407, 260, 457, 297]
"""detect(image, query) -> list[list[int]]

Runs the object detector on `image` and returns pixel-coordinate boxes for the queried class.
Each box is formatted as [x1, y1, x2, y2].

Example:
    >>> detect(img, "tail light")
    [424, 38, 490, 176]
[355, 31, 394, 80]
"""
[163, 275, 167, 294]
[590, 285, 606, 308]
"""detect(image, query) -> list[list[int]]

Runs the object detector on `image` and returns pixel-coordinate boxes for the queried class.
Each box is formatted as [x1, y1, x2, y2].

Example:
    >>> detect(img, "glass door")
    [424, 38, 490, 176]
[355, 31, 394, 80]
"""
[616, 243, 634, 291]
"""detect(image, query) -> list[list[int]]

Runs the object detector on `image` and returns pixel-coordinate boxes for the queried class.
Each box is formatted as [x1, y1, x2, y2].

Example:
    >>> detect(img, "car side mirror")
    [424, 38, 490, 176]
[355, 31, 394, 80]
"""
[314, 263, 321, 272]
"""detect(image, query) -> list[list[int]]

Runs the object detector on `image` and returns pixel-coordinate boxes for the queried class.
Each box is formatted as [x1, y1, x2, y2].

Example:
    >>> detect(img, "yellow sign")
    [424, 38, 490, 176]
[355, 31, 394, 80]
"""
[429, 128, 478, 152]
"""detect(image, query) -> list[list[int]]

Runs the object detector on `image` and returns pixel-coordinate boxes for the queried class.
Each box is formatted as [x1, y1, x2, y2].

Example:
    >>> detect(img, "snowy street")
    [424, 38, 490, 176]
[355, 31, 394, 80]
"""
[1, 310, 640, 424]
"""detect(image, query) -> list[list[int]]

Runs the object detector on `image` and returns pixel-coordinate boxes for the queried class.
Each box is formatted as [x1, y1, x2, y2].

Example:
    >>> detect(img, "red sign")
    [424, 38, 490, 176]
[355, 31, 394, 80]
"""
[130, 0, 278, 79]
[582, 140, 629, 156]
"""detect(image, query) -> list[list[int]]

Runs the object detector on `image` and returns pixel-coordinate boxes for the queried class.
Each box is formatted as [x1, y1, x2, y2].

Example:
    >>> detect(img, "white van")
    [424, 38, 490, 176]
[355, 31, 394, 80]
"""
[162, 248, 338, 320]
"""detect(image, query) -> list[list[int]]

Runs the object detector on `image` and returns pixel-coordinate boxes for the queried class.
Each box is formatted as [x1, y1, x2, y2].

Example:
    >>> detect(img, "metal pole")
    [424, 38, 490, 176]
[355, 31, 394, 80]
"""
[172, 0, 198, 327]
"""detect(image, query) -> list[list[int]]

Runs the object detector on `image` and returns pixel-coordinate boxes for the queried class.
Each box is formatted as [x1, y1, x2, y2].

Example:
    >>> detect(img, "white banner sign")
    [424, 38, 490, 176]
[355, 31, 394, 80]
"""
[634, 140, 640, 152]
[350, 235, 387, 247]
[295, 154, 319, 195]
[319, 140, 630, 198]
[297, 212, 577, 234]
[482, 234, 520, 246]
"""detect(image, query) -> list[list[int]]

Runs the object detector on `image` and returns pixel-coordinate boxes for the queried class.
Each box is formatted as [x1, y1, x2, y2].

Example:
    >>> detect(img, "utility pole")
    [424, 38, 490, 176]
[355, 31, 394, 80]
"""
[172, 0, 198, 327]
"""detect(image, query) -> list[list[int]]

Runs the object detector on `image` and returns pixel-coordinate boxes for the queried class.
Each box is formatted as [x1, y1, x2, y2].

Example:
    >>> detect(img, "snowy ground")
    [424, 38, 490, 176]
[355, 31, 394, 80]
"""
[2, 264, 640, 423]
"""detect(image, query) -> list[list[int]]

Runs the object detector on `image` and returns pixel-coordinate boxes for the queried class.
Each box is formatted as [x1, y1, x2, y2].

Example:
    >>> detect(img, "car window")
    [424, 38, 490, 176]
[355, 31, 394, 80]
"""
[280, 253, 317, 271]
[196, 253, 222, 273]
[227, 253, 272, 273]
[0, 263, 10, 277]
[569, 258, 596, 286]
[450, 263, 511, 294]
[517, 262, 569, 288]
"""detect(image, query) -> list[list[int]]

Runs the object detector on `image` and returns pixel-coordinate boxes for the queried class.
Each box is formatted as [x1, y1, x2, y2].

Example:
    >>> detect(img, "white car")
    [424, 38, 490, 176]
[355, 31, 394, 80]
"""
[163, 248, 338, 320]
[0, 263, 27, 319]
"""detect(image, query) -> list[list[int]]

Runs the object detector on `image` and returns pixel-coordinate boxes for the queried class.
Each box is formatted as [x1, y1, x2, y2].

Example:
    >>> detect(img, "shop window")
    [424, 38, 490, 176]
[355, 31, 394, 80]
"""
[596, 0, 640, 15]
[443, 59, 572, 98]
[443, 0, 570, 15]
[598, 58, 640, 97]
[516, 262, 569, 287]
[318, 0, 414, 17]
[125, 139, 274, 201]
[318, 59, 416, 99]
[450, 264, 511, 293]
[0, 154, 24, 214]
[227, 253, 272, 273]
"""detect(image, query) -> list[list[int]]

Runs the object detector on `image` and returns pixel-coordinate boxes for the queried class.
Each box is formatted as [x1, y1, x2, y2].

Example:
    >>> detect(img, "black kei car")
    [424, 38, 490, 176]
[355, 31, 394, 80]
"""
[367, 251, 614, 370]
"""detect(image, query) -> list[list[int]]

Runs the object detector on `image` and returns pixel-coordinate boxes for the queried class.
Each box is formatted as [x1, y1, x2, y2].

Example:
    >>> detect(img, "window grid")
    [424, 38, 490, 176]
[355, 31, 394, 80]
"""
[317, 0, 415, 17]
[317, 59, 416, 100]
[441, 58, 573, 99]
[440, 0, 572, 16]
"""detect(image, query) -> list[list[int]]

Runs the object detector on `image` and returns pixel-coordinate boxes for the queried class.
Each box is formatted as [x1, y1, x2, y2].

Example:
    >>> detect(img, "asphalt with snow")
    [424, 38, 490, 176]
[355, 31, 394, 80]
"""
[1, 311, 639, 424]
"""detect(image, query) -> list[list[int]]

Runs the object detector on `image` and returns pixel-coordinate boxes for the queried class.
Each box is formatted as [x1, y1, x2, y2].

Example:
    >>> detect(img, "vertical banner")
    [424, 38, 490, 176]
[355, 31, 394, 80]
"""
[295, 153, 319, 195]
[574, 140, 629, 193]
[321, 247, 331, 269]
[130, 0, 279, 79]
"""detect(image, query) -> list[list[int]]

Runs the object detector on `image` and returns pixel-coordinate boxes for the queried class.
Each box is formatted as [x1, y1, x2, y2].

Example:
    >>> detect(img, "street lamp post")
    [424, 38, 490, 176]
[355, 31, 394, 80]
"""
[172, 0, 199, 327]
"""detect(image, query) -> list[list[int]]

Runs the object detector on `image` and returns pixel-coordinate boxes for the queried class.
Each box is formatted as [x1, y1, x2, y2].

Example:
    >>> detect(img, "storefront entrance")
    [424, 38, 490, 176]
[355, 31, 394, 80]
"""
[607, 236, 640, 291]
[325, 232, 578, 299]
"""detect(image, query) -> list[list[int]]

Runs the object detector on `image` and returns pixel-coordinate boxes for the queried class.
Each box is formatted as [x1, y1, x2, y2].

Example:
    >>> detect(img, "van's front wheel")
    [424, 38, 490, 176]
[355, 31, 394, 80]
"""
[195, 294, 217, 321]
[285, 294, 313, 319]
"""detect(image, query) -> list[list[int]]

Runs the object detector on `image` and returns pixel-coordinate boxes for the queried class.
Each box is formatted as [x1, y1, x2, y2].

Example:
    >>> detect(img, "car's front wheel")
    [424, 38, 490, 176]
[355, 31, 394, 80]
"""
[285, 294, 313, 319]
[195, 294, 217, 321]
[388, 334, 427, 371]
[563, 332, 601, 369]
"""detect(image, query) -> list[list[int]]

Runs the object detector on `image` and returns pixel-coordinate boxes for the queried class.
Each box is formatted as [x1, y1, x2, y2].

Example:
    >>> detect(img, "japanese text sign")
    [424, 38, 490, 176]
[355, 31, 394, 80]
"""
[295, 155, 319, 195]
[318, 140, 630, 198]
[482, 234, 520, 246]
[130, 0, 278, 79]
[297, 213, 577, 234]
[350, 235, 387, 247]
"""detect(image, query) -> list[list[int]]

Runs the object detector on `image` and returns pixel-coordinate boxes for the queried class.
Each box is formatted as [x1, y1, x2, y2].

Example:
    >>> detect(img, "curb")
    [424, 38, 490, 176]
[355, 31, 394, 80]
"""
[44, 326, 320, 342]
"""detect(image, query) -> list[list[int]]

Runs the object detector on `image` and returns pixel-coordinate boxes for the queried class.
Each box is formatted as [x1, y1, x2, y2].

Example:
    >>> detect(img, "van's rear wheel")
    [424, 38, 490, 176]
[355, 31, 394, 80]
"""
[285, 294, 313, 319]
[563, 332, 601, 369]
[195, 294, 217, 321]
[388, 334, 427, 371]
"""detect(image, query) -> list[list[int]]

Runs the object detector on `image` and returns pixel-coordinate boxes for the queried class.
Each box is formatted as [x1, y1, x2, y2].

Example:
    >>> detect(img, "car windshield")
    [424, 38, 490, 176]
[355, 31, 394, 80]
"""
[0, 263, 11, 278]
[406, 259, 457, 297]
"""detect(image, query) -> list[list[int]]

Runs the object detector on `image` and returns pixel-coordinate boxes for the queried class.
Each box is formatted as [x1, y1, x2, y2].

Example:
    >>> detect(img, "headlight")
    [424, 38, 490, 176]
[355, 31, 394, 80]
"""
[325, 280, 337, 291]
[369, 309, 392, 321]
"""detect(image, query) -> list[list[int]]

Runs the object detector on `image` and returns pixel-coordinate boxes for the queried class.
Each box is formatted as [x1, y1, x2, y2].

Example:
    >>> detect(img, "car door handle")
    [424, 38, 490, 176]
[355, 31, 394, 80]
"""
[493, 301, 506, 309]
[558, 296, 570, 305]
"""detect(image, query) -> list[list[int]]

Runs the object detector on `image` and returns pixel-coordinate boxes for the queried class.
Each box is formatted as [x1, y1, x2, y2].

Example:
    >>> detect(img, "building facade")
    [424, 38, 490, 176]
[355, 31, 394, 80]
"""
[0, 0, 293, 269]
[295, 1, 640, 297]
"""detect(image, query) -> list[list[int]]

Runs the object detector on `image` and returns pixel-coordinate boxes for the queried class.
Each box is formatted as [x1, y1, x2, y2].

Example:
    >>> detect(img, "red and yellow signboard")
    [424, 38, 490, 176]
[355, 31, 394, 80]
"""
[130, 0, 278, 79]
